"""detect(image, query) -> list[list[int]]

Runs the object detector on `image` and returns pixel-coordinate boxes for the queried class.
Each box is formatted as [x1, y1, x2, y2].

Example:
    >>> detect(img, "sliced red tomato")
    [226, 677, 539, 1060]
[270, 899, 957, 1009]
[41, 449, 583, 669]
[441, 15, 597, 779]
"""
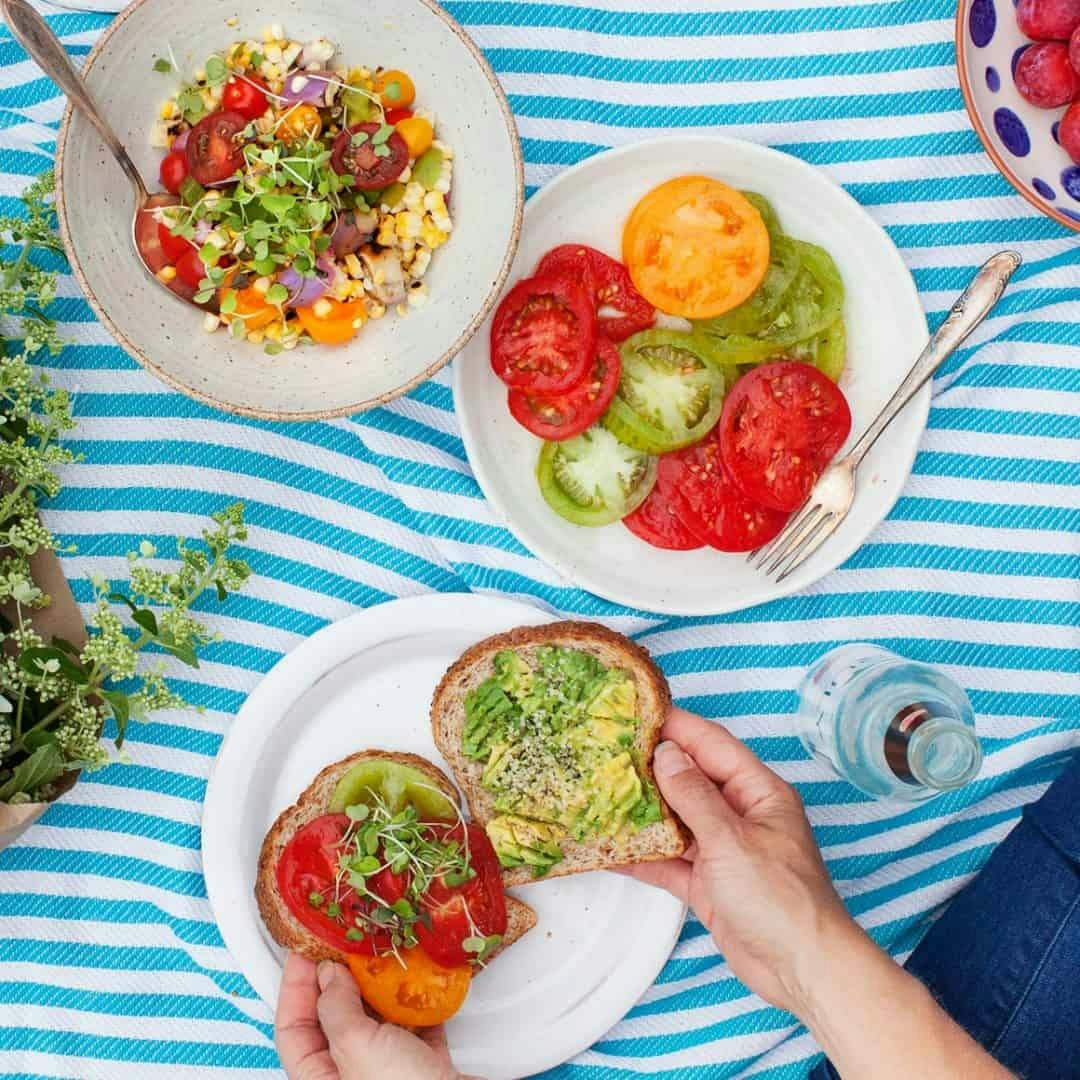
[507, 337, 620, 441]
[157, 222, 191, 264]
[348, 947, 471, 1028]
[222, 75, 269, 120]
[414, 823, 507, 968]
[622, 474, 705, 551]
[660, 426, 790, 552]
[490, 272, 596, 394]
[535, 244, 655, 343]
[384, 106, 414, 125]
[277, 814, 401, 956]
[159, 150, 189, 195]
[185, 110, 246, 185]
[720, 361, 852, 512]
[175, 247, 208, 289]
[331, 123, 409, 190]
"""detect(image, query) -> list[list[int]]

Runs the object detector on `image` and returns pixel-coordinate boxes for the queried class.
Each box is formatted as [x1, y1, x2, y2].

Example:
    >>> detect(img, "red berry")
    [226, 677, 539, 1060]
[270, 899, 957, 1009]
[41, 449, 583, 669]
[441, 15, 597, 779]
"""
[1060, 101, 1080, 165]
[1070, 24, 1080, 73]
[1016, 0, 1080, 41]
[1015, 42, 1080, 106]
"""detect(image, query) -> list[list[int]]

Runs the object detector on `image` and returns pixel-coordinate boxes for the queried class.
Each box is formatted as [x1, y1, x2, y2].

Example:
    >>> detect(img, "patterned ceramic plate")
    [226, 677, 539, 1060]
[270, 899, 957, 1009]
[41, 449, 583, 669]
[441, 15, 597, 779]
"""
[957, 0, 1080, 232]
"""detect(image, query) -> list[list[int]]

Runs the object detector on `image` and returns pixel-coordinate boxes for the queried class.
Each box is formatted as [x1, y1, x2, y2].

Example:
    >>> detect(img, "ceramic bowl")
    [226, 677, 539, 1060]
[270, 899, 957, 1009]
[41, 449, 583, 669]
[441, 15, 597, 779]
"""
[956, 0, 1080, 233]
[55, 0, 523, 419]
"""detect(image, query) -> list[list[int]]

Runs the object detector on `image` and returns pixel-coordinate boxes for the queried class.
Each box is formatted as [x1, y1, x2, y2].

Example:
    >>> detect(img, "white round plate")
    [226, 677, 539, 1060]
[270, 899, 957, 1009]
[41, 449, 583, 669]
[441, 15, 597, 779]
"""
[202, 594, 685, 1080]
[454, 135, 929, 616]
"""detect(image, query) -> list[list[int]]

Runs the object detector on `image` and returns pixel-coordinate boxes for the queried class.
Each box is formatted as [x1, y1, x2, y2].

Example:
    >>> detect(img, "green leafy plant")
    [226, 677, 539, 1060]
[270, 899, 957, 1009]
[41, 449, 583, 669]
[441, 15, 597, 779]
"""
[0, 170, 252, 804]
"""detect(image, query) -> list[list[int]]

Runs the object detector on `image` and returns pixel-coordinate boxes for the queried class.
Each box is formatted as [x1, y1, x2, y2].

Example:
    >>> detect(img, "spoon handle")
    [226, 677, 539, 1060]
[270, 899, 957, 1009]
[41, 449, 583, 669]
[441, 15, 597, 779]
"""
[1, 0, 147, 199]
[847, 249, 1021, 468]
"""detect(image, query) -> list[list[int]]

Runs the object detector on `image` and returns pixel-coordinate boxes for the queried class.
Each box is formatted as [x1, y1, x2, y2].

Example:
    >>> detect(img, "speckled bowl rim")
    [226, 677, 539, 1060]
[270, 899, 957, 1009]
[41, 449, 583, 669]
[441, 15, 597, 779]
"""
[54, 0, 525, 421]
[955, 0, 1080, 235]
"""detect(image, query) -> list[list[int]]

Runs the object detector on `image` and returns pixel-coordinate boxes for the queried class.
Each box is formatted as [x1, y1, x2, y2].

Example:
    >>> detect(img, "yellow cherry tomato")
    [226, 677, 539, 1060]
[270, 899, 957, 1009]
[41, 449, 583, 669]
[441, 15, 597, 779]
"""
[375, 69, 416, 109]
[221, 285, 278, 330]
[279, 103, 322, 143]
[396, 116, 433, 159]
[295, 298, 367, 345]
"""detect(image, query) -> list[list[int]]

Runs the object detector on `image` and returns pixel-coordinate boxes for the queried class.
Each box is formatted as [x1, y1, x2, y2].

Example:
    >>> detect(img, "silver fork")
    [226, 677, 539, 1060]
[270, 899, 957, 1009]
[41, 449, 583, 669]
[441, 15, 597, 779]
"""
[749, 249, 1022, 583]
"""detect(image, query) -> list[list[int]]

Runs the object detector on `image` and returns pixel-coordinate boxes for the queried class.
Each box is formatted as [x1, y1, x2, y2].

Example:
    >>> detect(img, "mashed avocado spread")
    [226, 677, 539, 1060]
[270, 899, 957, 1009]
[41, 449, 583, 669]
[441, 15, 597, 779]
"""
[462, 646, 662, 875]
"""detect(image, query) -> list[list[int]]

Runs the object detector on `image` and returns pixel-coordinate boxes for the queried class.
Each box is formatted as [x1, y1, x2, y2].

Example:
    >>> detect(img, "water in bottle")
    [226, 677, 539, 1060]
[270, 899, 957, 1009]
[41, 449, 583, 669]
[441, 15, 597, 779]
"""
[796, 644, 983, 801]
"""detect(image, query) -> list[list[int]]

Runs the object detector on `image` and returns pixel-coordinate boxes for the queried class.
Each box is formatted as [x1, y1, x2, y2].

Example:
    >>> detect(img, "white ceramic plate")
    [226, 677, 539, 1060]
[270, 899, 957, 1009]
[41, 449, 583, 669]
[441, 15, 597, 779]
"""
[454, 135, 930, 616]
[202, 594, 685, 1080]
[55, 0, 522, 419]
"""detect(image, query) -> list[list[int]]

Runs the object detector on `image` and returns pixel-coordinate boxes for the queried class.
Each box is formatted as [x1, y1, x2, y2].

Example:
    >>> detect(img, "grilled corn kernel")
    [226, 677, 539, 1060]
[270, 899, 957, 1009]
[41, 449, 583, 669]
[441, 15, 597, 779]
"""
[150, 122, 170, 148]
[420, 218, 448, 249]
[395, 211, 423, 240]
[351, 317, 366, 330]
[395, 303, 408, 317]
[203, 313, 221, 332]
[432, 139, 453, 160]
[253, 276, 271, 295]
[407, 283, 428, 309]
[156, 266, 177, 283]
[247, 330, 265, 344]
[194, 67, 207, 82]
[282, 43, 302, 68]
[313, 298, 333, 319]
[225, 15, 239, 27]
[266, 23, 284, 41]
[159, 100, 178, 120]
[376, 219, 397, 247]
[210, 85, 225, 103]
[403, 182, 425, 212]
[265, 322, 283, 342]
[204, 189, 222, 206]
[344, 253, 364, 278]
[409, 248, 432, 279]
[366, 299, 386, 319]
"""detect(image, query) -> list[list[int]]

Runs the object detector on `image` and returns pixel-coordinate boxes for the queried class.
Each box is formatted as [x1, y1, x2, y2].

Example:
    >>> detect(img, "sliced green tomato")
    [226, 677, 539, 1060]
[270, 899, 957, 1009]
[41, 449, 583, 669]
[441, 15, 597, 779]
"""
[789, 316, 847, 382]
[697, 240, 844, 366]
[739, 190, 782, 243]
[343, 83, 373, 126]
[328, 760, 457, 820]
[601, 330, 729, 454]
[698, 235, 801, 338]
[412, 147, 444, 190]
[538, 426, 657, 527]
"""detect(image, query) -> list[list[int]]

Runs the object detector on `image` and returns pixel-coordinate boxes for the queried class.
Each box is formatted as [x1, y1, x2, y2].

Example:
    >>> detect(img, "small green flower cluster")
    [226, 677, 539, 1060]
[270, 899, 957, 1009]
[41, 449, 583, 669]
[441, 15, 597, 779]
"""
[0, 170, 252, 805]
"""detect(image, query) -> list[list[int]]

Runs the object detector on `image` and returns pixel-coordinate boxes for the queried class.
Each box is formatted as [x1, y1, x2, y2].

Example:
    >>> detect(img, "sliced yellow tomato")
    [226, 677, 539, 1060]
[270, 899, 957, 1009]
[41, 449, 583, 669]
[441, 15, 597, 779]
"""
[622, 176, 770, 320]
[279, 103, 322, 143]
[294, 298, 366, 345]
[222, 285, 278, 331]
[396, 116, 433, 159]
[375, 69, 416, 109]
[347, 947, 471, 1027]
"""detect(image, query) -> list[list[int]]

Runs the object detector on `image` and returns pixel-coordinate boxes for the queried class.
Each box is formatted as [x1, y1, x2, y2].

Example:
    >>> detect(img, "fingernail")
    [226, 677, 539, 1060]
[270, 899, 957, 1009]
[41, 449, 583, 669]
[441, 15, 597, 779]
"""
[654, 740, 692, 778]
[317, 961, 336, 991]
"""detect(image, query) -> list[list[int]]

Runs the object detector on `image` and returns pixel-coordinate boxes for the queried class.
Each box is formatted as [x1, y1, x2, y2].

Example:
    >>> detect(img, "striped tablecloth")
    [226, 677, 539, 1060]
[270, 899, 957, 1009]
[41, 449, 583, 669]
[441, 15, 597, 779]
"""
[1, 1, 1078, 1077]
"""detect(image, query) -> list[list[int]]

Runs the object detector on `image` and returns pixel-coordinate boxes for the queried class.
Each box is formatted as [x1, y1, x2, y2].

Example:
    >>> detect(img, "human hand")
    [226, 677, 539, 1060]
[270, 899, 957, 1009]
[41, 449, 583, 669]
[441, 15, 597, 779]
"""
[275, 952, 469, 1080]
[622, 707, 859, 1017]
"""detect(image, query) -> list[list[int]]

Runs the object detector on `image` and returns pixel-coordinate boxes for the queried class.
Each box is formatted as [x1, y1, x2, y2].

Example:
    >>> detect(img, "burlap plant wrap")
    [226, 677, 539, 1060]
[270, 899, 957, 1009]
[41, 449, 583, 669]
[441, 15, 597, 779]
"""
[0, 543, 87, 849]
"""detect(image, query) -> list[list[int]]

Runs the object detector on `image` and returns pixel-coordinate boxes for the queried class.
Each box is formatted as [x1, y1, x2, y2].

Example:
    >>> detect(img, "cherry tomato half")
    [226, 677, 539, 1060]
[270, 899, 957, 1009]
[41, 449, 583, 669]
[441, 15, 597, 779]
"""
[157, 222, 191, 264]
[185, 110, 247, 186]
[719, 361, 851, 513]
[374, 69, 416, 109]
[294, 298, 366, 345]
[508, 337, 620, 441]
[222, 75, 269, 121]
[413, 823, 507, 968]
[175, 248, 208, 289]
[535, 244, 655, 343]
[490, 272, 596, 395]
[658, 425, 790, 552]
[384, 107, 414, 126]
[159, 150, 189, 195]
[348, 947, 471, 1027]
[331, 123, 409, 190]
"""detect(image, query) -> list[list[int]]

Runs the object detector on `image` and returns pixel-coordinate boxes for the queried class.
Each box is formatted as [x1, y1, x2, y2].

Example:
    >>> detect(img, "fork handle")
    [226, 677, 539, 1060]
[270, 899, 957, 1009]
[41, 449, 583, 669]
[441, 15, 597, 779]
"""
[847, 250, 1021, 468]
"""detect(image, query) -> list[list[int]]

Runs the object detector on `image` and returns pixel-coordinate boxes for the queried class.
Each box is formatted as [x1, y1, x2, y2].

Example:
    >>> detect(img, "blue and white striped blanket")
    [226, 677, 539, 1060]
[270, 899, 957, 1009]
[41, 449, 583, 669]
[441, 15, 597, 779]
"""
[0, 1, 1077, 1076]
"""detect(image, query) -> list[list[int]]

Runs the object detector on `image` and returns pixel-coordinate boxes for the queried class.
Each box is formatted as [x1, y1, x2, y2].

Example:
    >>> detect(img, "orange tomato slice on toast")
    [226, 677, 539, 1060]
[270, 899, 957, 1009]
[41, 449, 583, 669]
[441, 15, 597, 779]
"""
[347, 946, 471, 1027]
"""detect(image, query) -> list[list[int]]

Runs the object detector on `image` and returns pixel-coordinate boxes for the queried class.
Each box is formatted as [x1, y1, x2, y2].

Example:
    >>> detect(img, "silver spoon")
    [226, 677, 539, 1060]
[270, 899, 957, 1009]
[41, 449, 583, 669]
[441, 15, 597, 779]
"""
[1, 0, 200, 306]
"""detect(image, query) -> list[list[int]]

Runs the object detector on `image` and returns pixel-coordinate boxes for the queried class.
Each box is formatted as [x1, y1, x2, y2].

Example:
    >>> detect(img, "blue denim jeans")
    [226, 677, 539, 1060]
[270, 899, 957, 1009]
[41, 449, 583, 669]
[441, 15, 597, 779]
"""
[810, 753, 1080, 1079]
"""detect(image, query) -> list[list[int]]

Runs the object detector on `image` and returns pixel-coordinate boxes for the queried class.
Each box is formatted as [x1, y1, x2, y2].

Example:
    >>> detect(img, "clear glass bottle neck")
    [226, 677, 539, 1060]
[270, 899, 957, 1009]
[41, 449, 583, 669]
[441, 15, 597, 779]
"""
[904, 718, 983, 791]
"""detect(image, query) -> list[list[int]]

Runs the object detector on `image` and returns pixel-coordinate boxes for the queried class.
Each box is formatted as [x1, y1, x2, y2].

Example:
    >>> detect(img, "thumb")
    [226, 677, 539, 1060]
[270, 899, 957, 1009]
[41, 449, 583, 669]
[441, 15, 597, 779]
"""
[653, 740, 736, 840]
[316, 961, 376, 1054]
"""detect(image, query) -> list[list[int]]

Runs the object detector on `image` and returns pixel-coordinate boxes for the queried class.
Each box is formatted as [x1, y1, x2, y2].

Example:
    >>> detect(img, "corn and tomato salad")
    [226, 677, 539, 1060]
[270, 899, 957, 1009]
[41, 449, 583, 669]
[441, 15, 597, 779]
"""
[146, 26, 454, 352]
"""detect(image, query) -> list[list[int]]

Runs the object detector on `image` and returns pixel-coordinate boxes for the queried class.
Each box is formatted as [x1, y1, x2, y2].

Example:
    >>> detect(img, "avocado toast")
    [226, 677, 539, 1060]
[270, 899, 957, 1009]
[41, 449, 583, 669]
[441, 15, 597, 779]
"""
[431, 622, 689, 886]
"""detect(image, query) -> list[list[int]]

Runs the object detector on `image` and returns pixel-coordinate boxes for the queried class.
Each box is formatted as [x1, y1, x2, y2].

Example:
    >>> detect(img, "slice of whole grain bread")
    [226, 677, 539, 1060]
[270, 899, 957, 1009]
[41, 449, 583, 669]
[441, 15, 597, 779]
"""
[430, 622, 689, 887]
[254, 749, 536, 965]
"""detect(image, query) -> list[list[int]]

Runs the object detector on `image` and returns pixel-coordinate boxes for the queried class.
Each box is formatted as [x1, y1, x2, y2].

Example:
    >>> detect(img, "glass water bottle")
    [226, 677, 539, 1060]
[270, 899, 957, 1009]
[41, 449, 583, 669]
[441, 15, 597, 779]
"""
[796, 644, 983, 801]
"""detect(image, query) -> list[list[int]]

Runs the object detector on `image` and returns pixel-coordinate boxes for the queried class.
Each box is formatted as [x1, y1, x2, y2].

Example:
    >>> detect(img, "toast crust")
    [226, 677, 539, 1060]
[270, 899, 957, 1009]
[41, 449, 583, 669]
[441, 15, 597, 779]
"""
[431, 621, 690, 886]
[254, 749, 536, 965]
